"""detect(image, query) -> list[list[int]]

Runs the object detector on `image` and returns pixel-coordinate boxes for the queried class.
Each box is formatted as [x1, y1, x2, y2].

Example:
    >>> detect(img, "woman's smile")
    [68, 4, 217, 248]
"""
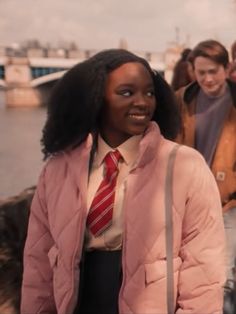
[127, 112, 151, 122]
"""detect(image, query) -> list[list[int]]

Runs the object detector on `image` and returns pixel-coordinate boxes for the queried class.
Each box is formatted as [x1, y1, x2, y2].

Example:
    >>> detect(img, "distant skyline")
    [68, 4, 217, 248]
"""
[1, 0, 236, 52]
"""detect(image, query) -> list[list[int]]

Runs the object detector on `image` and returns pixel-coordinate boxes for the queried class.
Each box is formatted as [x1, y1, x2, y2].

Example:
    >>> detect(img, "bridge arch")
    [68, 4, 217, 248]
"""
[30, 70, 66, 87]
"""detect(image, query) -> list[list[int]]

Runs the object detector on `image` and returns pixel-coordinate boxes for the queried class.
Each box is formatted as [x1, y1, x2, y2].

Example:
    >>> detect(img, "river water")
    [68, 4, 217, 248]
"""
[0, 92, 47, 199]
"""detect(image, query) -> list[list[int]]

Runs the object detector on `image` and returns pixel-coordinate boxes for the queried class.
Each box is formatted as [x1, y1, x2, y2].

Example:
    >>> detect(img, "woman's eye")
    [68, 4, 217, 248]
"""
[147, 90, 154, 97]
[120, 90, 132, 97]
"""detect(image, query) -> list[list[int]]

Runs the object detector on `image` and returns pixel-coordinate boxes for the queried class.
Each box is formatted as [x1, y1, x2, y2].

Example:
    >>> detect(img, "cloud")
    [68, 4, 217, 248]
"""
[0, 0, 235, 51]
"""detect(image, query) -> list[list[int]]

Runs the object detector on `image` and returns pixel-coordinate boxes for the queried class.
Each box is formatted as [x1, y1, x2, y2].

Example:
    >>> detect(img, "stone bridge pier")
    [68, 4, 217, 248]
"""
[5, 57, 40, 107]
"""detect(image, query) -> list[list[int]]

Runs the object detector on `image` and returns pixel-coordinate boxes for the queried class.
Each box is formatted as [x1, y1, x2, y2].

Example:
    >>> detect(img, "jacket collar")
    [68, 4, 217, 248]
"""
[134, 122, 163, 168]
[183, 79, 236, 108]
[63, 122, 163, 204]
[63, 122, 163, 198]
[65, 122, 163, 171]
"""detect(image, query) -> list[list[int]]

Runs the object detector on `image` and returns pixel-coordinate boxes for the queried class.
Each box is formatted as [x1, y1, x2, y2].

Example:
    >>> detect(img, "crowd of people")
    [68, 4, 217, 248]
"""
[0, 39, 236, 314]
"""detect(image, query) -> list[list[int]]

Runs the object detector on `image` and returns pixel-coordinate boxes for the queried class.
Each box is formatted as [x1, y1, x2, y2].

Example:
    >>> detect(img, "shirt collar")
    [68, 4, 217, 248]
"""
[94, 134, 143, 167]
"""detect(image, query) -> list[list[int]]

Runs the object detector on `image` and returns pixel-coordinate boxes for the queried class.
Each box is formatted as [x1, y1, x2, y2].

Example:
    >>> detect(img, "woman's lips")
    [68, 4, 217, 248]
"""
[128, 113, 150, 121]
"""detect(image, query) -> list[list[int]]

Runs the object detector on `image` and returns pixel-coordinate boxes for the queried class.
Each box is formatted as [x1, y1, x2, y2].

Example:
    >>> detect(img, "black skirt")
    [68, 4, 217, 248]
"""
[74, 250, 122, 314]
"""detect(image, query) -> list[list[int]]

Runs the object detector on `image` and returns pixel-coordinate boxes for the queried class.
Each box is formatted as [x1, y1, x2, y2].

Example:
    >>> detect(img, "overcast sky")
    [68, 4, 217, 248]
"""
[1, 0, 236, 52]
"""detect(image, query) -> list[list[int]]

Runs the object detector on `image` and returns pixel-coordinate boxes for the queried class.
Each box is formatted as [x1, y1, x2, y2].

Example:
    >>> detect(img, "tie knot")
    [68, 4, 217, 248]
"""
[104, 150, 122, 174]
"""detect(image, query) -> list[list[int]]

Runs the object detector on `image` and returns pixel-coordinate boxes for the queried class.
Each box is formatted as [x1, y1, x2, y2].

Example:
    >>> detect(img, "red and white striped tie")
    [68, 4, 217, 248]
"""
[87, 150, 122, 237]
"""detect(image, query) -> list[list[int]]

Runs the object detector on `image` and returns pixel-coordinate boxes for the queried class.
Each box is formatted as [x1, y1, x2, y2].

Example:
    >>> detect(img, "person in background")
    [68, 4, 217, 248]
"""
[229, 61, 236, 83]
[171, 48, 195, 91]
[229, 41, 236, 84]
[21, 48, 225, 314]
[231, 41, 236, 62]
[0, 187, 33, 314]
[0, 213, 20, 314]
[175, 39, 236, 314]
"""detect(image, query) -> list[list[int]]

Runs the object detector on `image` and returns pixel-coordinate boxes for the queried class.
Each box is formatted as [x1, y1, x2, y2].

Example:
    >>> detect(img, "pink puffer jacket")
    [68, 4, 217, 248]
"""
[21, 122, 225, 314]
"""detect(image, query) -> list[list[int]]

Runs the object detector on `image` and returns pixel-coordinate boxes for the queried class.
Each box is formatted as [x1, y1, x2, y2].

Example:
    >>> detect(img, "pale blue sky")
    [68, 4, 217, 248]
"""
[0, 0, 236, 51]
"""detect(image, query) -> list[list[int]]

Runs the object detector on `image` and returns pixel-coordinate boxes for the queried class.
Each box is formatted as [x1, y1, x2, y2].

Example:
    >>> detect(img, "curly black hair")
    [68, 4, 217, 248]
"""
[42, 49, 180, 159]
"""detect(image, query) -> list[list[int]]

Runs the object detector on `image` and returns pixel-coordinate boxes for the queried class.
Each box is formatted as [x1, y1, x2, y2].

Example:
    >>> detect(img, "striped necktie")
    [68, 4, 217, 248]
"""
[87, 150, 122, 237]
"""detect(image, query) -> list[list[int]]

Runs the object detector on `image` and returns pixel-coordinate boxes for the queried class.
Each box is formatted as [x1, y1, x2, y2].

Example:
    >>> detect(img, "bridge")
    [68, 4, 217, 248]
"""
[0, 48, 179, 107]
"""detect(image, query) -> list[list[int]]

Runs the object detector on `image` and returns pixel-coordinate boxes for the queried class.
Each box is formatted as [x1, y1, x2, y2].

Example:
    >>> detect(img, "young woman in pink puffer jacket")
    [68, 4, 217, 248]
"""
[21, 49, 225, 314]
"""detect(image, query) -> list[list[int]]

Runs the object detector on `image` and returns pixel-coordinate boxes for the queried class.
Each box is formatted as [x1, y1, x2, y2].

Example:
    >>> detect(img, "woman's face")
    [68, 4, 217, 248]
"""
[100, 62, 156, 147]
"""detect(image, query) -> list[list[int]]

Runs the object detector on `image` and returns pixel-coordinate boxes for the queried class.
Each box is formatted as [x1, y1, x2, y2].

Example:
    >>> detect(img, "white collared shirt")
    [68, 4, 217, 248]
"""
[85, 134, 142, 251]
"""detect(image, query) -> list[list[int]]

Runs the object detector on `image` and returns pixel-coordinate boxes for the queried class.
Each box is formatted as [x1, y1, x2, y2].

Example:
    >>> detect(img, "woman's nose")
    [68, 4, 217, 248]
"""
[133, 93, 148, 106]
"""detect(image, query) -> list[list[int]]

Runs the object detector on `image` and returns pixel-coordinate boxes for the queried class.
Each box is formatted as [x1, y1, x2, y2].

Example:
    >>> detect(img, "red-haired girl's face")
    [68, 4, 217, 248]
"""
[100, 62, 156, 147]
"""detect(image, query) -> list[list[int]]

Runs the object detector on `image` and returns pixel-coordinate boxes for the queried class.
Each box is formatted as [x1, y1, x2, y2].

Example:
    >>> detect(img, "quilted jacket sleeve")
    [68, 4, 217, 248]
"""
[176, 152, 226, 314]
[21, 167, 56, 314]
